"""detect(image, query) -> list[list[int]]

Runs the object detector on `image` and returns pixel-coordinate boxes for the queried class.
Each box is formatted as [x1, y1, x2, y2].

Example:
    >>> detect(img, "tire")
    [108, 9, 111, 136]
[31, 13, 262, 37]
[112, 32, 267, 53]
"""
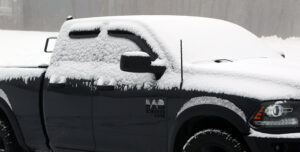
[0, 120, 20, 152]
[183, 129, 247, 152]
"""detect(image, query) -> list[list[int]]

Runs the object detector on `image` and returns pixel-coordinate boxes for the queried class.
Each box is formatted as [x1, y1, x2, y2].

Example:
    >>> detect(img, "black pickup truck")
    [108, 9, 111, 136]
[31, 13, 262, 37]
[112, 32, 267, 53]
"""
[1, 16, 300, 152]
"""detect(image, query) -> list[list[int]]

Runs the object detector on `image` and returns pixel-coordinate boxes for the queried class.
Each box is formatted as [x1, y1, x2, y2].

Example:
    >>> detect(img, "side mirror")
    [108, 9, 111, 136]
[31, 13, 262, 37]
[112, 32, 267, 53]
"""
[44, 37, 57, 53]
[120, 52, 152, 72]
[120, 52, 166, 79]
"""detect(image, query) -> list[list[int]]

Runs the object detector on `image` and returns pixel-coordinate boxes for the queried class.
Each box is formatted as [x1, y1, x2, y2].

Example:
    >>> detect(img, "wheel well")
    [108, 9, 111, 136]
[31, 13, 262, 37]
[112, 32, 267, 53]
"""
[0, 108, 10, 125]
[0, 102, 28, 152]
[173, 116, 250, 152]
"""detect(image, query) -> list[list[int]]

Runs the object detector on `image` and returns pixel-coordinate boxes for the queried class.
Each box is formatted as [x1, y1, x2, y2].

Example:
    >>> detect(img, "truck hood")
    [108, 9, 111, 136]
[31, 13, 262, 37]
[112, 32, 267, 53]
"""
[159, 58, 300, 100]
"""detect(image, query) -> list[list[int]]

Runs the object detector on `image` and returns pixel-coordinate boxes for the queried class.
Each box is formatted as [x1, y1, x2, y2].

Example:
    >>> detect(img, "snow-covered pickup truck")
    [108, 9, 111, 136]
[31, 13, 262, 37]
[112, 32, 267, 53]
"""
[0, 16, 300, 152]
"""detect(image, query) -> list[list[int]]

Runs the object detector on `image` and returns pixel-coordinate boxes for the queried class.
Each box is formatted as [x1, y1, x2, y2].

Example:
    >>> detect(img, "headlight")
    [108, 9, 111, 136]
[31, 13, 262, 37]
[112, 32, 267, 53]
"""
[251, 101, 299, 128]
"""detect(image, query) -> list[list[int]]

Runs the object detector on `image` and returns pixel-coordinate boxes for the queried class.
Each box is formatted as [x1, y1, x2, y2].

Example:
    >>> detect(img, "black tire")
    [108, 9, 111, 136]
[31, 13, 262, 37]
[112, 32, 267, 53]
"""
[0, 120, 20, 152]
[183, 129, 247, 152]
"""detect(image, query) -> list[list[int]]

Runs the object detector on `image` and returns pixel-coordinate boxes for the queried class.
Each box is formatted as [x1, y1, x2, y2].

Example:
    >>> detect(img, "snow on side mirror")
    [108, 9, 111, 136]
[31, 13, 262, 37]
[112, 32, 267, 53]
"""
[120, 52, 152, 73]
[44, 37, 57, 53]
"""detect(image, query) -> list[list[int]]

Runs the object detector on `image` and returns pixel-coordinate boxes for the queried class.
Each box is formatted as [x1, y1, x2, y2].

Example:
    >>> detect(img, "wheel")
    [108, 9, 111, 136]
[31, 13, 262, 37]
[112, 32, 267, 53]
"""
[0, 120, 20, 152]
[183, 129, 247, 152]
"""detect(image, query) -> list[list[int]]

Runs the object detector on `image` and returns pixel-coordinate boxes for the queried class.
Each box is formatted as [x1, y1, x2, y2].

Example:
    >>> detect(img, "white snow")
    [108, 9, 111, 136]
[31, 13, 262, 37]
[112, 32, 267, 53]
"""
[51, 16, 281, 69]
[122, 51, 150, 57]
[177, 96, 246, 121]
[183, 129, 237, 151]
[0, 68, 46, 83]
[262, 36, 300, 61]
[46, 16, 300, 100]
[46, 61, 155, 89]
[157, 58, 300, 100]
[0, 30, 57, 67]
[49, 75, 66, 84]
[249, 129, 300, 138]
[1, 16, 300, 101]
[0, 89, 11, 109]
[51, 26, 143, 64]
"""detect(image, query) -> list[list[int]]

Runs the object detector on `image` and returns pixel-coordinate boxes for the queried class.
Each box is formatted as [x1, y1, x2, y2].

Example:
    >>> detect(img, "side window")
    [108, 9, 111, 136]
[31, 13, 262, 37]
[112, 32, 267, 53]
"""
[108, 30, 158, 61]
[51, 28, 157, 89]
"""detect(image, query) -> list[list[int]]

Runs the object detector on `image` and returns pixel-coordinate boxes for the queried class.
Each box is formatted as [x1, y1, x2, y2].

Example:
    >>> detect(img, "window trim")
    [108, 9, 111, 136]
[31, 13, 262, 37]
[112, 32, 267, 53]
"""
[108, 30, 158, 61]
[69, 28, 100, 39]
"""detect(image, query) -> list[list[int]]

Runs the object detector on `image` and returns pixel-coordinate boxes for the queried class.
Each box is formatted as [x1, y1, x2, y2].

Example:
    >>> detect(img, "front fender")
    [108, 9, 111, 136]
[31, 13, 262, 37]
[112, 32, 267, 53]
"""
[168, 98, 250, 152]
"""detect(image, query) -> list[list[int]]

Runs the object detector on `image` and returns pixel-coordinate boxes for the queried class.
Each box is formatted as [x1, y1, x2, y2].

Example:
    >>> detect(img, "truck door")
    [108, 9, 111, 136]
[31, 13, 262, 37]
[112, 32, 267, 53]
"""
[92, 30, 168, 152]
[92, 78, 167, 152]
[43, 78, 94, 152]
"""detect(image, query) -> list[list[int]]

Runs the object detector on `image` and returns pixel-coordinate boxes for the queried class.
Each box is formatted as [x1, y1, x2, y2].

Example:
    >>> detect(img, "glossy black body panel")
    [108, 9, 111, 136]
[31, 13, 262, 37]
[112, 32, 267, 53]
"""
[93, 89, 168, 152]
[43, 79, 95, 151]
[0, 70, 48, 151]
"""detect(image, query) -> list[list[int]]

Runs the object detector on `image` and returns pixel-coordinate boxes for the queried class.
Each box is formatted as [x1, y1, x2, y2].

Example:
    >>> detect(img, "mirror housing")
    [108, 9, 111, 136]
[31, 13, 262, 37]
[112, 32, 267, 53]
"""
[120, 52, 152, 72]
[44, 37, 57, 53]
[120, 52, 166, 79]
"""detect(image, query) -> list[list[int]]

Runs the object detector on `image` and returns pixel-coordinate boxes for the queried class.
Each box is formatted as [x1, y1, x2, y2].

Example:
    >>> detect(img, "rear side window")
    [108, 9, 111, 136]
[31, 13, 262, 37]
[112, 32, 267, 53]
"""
[69, 28, 100, 39]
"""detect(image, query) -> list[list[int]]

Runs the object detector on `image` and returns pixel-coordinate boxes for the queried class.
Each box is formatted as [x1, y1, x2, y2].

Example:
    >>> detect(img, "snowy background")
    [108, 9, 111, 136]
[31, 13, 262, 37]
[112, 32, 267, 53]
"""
[0, 30, 57, 66]
[0, 30, 299, 67]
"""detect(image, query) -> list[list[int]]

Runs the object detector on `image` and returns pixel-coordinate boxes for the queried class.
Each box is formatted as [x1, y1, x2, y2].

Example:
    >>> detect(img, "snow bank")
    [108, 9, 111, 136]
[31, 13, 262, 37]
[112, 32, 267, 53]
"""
[0, 30, 57, 67]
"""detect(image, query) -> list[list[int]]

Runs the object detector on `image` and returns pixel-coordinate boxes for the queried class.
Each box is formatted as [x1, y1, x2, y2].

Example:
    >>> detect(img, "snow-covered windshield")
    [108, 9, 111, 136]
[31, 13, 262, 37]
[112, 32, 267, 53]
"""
[136, 16, 282, 66]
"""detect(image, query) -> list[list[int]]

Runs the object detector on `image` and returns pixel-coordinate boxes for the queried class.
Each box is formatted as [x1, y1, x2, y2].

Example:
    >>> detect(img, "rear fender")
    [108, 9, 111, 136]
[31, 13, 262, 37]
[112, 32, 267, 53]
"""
[0, 97, 28, 151]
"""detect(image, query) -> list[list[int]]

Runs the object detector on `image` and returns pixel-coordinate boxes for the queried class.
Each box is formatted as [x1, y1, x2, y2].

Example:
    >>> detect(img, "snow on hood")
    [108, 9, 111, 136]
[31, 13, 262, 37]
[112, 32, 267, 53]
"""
[158, 59, 300, 100]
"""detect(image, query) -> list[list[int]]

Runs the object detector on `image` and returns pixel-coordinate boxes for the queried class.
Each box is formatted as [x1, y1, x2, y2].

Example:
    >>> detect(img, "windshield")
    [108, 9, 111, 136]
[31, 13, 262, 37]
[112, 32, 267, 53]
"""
[140, 16, 282, 66]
